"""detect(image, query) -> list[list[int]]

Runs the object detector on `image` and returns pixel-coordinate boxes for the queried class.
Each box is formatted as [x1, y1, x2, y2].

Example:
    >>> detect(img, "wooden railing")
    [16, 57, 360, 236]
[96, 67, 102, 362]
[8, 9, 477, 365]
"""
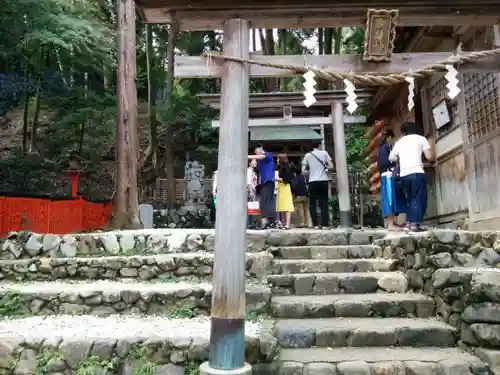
[0, 196, 111, 236]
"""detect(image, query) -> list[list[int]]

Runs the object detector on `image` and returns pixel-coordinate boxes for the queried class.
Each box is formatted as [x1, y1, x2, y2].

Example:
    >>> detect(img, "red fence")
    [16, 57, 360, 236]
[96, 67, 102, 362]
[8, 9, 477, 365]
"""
[0, 196, 112, 237]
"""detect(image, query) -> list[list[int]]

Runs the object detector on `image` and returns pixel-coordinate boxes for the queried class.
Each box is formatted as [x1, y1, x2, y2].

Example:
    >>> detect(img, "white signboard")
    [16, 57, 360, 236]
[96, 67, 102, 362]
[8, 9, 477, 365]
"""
[432, 100, 451, 130]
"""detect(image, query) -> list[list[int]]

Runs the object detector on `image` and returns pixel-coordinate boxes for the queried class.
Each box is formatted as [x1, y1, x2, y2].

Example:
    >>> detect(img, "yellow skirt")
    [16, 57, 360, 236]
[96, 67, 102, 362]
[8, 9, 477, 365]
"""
[276, 181, 294, 212]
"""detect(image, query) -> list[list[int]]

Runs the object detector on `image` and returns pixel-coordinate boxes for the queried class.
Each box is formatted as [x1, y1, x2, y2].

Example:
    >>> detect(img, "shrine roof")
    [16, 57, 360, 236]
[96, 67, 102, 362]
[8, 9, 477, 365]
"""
[198, 90, 376, 111]
[135, 0, 500, 29]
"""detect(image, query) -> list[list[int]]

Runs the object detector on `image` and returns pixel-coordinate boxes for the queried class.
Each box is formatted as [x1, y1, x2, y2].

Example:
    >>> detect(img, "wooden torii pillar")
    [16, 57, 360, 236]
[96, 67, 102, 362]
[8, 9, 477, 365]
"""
[201, 18, 252, 375]
[332, 101, 351, 227]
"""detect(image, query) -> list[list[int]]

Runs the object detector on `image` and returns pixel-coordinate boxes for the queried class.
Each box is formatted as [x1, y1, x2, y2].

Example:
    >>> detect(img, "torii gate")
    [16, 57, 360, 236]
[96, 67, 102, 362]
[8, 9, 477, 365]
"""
[128, 1, 500, 375]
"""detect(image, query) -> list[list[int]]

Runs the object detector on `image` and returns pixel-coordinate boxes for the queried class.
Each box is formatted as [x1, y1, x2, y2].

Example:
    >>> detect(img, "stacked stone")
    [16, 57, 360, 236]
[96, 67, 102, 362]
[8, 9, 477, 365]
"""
[375, 229, 500, 293]
[153, 206, 213, 229]
[0, 227, 498, 375]
[433, 267, 500, 372]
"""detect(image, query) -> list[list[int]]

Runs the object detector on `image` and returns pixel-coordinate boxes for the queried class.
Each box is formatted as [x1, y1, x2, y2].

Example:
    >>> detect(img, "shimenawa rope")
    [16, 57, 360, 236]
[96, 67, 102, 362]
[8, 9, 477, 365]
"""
[204, 48, 500, 87]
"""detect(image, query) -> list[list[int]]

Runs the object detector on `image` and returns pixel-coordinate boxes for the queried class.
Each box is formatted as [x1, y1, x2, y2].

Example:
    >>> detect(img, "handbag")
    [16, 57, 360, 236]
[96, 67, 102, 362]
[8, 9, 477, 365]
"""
[309, 151, 328, 171]
[247, 201, 260, 215]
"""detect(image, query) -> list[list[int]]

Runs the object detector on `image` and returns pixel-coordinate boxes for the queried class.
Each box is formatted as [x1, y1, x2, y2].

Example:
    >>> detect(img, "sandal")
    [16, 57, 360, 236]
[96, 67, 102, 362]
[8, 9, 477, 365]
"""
[410, 225, 426, 232]
[387, 226, 401, 232]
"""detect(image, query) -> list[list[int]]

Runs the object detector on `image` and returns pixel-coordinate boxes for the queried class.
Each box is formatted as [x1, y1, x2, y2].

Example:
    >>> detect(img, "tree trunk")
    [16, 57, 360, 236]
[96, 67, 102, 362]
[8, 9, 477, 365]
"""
[264, 29, 277, 92]
[325, 29, 334, 55]
[206, 31, 218, 93]
[258, 29, 265, 52]
[278, 29, 287, 91]
[320, 28, 334, 90]
[318, 28, 324, 55]
[334, 28, 342, 55]
[29, 82, 41, 153]
[143, 24, 158, 171]
[22, 64, 29, 154]
[165, 23, 178, 204]
[109, 0, 141, 229]
[333, 28, 342, 88]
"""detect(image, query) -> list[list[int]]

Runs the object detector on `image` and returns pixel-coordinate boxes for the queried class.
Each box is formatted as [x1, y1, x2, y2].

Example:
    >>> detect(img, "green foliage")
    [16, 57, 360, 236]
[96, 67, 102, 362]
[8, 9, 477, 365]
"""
[0, 292, 28, 317]
[41, 88, 116, 163]
[245, 311, 268, 322]
[165, 302, 198, 319]
[35, 349, 64, 375]
[134, 361, 157, 375]
[76, 356, 115, 375]
[184, 360, 201, 375]
[1, 0, 114, 71]
[157, 87, 219, 174]
[345, 123, 369, 173]
[127, 344, 158, 375]
[342, 28, 365, 54]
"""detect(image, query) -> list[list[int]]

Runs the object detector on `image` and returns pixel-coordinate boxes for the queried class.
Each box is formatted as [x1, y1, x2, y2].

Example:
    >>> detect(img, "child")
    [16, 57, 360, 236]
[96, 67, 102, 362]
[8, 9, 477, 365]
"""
[293, 167, 309, 227]
[276, 153, 294, 229]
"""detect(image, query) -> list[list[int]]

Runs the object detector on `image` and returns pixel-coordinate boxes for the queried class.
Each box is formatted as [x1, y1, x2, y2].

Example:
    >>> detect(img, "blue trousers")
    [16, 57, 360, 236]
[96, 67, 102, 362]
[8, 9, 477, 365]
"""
[380, 174, 406, 218]
[401, 173, 427, 225]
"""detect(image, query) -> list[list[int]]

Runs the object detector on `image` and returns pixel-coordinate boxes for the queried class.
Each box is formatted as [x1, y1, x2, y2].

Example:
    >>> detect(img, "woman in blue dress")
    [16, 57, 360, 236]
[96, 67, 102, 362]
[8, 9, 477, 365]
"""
[378, 129, 406, 230]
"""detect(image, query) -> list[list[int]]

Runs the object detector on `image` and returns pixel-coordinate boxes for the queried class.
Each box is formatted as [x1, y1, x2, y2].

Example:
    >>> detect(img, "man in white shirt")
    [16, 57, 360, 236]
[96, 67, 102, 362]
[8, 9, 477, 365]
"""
[302, 142, 333, 228]
[389, 121, 433, 232]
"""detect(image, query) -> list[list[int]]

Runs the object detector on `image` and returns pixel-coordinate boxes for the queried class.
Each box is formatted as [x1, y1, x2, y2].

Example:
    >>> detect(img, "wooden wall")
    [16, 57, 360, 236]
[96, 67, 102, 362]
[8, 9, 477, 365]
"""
[420, 26, 500, 226]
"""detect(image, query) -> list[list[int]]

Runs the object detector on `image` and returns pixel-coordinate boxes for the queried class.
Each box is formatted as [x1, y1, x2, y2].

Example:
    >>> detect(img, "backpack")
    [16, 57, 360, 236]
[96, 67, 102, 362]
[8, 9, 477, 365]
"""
[289, 174, 298, 194]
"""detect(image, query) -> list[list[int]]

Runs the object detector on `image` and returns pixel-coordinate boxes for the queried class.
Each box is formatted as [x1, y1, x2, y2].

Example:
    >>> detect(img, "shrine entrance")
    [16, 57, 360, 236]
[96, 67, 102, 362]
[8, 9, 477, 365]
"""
[127, 1, 500, 374]
[200, 90, 370, 167]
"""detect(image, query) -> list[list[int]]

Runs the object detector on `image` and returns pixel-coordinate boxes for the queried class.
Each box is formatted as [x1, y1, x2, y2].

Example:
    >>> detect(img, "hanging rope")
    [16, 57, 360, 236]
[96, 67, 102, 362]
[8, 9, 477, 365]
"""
[204, 48, 500, 87]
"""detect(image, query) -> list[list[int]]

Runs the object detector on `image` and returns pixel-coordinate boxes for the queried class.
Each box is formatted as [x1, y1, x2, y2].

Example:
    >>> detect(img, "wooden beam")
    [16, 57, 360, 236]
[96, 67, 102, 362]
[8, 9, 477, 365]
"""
[176, 52, 500, 79]
[141, 6, 500, 29]
[199, 90, 376, 110]
[211, 116, 366, 128]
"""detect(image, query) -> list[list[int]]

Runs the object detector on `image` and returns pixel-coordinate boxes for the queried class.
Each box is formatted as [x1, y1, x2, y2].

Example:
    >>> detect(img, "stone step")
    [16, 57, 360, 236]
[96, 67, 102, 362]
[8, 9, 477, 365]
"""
[268, 271, 408, 295]
[272, 245, 381, 260]
[0, 281, 270, 317]
[270, 293, 434, 319]
[1, 228, 388, 260]
[272, 258, 396, 274]
[0, 315, 274, 374]
[275, 317, 457, 348]
[0, 251, 272, 281]
[475, 348, 500, 374]
[275, 347, 488, 375]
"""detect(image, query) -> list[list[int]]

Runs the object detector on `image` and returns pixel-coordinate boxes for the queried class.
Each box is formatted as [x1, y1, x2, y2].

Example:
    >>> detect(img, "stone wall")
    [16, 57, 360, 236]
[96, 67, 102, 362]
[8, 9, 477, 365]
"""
[375, 230, 500, 368]
[432, 268, 500, 370]
[0, 317, 277, 375]
[153, 206, 213, 229]
[376, 230, 500, 293]
[0, 228, 388, 260]
[0, 282, 271, 317]
[0, 252, 272, 282]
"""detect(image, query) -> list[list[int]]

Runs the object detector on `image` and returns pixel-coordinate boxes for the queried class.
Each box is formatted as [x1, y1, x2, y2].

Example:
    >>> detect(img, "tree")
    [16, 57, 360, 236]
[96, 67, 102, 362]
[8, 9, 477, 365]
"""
[110, 0, 141, 229]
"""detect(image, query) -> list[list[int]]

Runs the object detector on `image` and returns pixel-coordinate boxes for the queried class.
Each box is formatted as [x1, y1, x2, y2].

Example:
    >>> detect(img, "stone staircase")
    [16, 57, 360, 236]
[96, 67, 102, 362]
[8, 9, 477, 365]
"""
[264, 240, 490, 375]
[0, 228, 498, 375]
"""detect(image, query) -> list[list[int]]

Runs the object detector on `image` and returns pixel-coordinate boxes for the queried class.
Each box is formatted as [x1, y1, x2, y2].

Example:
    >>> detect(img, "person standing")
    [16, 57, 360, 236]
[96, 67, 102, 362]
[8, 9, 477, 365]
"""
[302, 142, 333, 229]
[211, 170, 217, 226]
[248, 145, 276, 229]
[293, 165, 309, 228]
[389, 121, 433, 232]
[378, 129, 406, 231]
[247, 159, 258, 228]
[276, 153, 294, 229]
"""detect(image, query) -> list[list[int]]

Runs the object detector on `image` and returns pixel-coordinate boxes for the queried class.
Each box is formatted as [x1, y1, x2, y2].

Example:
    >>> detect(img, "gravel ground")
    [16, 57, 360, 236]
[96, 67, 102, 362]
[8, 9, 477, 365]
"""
[0, 280, 214, 294]
[0, 315, 262, 340]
